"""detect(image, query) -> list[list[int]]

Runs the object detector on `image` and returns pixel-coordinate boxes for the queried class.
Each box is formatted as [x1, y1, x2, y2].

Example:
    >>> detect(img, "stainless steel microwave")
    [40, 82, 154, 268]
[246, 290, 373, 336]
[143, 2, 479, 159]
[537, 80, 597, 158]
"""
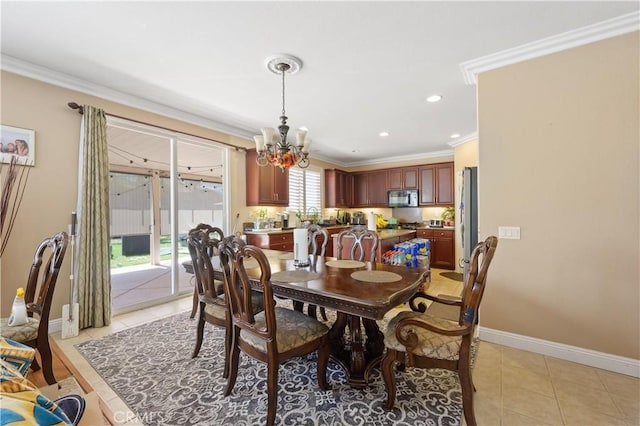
[388, 190, 419, 208]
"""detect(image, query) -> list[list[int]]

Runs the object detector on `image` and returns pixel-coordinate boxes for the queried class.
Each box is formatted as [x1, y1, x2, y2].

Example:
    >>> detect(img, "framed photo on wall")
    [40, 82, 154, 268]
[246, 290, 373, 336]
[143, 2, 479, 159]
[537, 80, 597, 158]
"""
[0, 125, 35, 166]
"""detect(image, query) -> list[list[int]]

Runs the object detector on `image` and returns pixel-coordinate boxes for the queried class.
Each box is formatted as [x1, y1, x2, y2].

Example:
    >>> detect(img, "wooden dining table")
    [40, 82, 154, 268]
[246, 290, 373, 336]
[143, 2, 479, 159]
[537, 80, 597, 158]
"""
[189, 250, 430, 388]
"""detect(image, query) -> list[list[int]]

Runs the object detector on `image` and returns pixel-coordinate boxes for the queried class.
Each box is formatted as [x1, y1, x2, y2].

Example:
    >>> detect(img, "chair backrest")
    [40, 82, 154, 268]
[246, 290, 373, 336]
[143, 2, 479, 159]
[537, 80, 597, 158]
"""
[306, 224, 329, 257]
[459, 236, 498, 327]
[188, 224, 224, 299]
[24, 232, 68, 325]
[219, 237, 276, 343]
[335, 225, 379, 262]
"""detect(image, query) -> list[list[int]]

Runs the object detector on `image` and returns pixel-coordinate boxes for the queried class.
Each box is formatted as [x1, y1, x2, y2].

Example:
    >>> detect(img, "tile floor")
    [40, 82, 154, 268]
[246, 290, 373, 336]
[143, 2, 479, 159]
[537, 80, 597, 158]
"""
[51, 269, 640, 425]
[110, 257, 193, 314]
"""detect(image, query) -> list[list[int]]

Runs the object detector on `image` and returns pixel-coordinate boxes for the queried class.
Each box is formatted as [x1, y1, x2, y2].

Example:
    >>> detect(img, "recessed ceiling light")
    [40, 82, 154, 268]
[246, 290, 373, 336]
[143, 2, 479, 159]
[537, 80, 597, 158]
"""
[379, 132, 389, 137]
[450, 133, 461, 138]
[426, 94, 442, 103]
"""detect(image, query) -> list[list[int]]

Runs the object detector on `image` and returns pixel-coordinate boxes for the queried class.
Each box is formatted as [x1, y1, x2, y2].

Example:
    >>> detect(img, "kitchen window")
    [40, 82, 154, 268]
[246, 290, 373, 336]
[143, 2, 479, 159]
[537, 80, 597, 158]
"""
[288, 167, 321, 215]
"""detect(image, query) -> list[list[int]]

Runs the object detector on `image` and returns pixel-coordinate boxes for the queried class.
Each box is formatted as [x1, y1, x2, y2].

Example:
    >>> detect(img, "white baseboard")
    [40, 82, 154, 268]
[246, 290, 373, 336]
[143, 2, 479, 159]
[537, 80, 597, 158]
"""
[49, 318, 62, 334]
[479, 326, 640, 378]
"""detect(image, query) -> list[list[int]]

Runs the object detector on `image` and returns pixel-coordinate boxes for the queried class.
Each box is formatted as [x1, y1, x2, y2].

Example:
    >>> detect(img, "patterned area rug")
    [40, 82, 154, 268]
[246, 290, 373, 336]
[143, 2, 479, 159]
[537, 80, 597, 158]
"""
[76, 305, 464, 425]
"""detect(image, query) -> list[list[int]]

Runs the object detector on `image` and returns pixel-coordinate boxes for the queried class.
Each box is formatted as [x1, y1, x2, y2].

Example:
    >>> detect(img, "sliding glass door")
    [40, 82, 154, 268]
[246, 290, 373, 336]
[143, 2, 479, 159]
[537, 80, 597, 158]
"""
[107, 119, 227, 314]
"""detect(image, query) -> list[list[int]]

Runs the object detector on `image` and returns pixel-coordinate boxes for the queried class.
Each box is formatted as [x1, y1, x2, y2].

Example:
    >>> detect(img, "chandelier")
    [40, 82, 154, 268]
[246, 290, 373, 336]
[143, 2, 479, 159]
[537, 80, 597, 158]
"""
[254, 54, 310, 169]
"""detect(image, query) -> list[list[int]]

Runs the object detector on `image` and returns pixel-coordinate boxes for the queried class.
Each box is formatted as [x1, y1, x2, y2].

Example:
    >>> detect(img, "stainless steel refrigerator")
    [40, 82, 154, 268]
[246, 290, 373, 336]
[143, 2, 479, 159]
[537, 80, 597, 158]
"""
[461, 167, 478, 279]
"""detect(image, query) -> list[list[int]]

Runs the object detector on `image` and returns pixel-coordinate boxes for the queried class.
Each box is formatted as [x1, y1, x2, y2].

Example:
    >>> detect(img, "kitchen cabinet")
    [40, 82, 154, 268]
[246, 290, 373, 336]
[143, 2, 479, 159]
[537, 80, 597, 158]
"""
[324, 169, 353, 208]
[418, 162, 454, 206]
[246, 231, 293, 252]
[388, 167, 418, 190]
[352, 170, 388, 207]
[416, 228, 455, 269]
[246, 149, 289, 206]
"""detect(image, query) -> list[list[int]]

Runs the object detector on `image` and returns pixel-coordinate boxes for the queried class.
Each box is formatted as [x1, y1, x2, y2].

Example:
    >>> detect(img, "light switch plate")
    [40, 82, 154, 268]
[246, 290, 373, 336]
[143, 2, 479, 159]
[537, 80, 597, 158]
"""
[498, 226, 521, 240]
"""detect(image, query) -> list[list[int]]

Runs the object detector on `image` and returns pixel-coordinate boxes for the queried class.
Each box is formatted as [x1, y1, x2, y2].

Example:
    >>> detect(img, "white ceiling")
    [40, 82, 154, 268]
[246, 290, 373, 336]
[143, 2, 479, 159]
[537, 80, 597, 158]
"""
[1, 2, 638, 167]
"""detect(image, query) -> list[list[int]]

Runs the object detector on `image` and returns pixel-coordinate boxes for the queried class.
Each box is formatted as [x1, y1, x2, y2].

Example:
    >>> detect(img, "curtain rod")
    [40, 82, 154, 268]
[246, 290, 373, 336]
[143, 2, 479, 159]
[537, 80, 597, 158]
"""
[67, 102, 246, 151]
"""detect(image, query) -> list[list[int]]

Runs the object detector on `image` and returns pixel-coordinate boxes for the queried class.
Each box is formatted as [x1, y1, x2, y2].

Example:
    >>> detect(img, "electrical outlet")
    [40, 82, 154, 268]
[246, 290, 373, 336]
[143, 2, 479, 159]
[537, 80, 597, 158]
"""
[498, 226, 521, 240]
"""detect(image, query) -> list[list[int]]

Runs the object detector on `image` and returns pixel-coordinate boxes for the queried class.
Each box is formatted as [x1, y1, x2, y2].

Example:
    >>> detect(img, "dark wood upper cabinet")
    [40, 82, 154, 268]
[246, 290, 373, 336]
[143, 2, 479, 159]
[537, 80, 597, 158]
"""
[324, 162, 451, 208]
[351, 170, 388, 207]
[368, 170, 388, 206]
[352, 172, 369, 207]
[419, 162, 454, 206]
[325, 169, 353, 208]
[246, 149, 289, 206]
[388, 167, 418, 190]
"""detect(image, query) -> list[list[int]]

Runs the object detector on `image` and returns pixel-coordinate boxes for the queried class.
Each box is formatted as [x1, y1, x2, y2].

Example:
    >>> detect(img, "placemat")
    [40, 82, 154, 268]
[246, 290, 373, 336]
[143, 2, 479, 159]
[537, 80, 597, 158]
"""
[278, 253, 294, 260]
[325, 260, 366, 268]
[350, 270, 402, 283]
[271, 270, 320, 283]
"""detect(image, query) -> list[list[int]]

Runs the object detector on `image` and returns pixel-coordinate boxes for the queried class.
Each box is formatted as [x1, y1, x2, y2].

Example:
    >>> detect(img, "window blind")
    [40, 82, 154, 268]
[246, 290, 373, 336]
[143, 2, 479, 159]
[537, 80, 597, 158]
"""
[289, 168, 321, 214]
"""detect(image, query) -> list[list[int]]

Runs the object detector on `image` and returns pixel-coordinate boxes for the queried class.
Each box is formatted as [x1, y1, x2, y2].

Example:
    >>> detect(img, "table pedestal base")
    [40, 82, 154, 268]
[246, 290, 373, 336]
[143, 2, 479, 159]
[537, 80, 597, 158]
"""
[328, 312, 385, 388]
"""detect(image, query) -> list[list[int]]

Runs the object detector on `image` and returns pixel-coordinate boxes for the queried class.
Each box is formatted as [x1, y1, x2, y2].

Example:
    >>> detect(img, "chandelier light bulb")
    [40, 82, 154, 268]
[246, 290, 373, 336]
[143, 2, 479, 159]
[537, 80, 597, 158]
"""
[253, 135, 265, 152]
[296, 129, 307, 147]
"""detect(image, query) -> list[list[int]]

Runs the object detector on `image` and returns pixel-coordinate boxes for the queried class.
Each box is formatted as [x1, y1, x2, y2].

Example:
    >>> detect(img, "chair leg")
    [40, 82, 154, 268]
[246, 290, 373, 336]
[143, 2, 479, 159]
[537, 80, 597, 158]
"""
[30, 357, 41, 372]
[222, 324, 231, 379]
[38, 338, 56, 385]
[459, 366, 477, 426]
[292, 300, 304, 313]
[320, 307, 328, 321]
[266, 360, 278, 426]
[191, 303, 205, 358]
[316, 340, 330, 390]
[224, 327, 240, 397]
[190, 285, 198, 319]
[381, 349, 397, 409]
[307, 304, 318, 320]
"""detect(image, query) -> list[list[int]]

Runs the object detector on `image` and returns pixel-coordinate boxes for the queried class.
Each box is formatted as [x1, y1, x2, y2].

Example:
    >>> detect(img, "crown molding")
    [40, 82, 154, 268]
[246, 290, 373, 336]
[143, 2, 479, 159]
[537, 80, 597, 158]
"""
[461, 11, 640, 85]
[0, 55, 257, 142]
[447, 132, 478, 148]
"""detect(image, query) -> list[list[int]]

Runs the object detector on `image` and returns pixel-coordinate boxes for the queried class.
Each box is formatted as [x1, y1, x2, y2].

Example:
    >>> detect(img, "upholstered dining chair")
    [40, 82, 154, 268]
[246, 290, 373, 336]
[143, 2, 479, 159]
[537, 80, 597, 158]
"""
[188, 224, 224, 319]
[380, 236, 498, 426]
[1, 231, 69, 385]
[187, 224, 264, 378]
[303, 224, 329, 320]
[335, 225, 379, 262]
[187, 224, 225, 358]
[219, 236, 331, 426]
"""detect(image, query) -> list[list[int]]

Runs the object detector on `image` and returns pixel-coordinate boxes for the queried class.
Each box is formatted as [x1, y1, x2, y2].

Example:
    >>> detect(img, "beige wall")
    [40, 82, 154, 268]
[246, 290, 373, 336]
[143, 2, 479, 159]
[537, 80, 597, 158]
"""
[478, 32, 639, 359]
[0, 71, 253, 318]
[453, 139, 479, 272]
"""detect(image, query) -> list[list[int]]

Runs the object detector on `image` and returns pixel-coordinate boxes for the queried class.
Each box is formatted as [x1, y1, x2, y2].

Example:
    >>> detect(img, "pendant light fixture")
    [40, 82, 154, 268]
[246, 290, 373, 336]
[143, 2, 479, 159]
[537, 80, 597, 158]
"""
[254, 54, 310, 169]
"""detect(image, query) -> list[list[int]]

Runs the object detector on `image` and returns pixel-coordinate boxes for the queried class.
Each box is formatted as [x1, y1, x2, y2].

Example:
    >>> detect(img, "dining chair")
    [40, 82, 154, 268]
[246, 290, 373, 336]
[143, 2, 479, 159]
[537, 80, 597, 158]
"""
[219, 236, 331, 426]
[187, 225, 264, 378]
[188, 224, 223, 319]
[304, 224, 329, 320]
[0, 231, 69, 385]
[335, 225, 379, 262]
[380, 236, 498, 426]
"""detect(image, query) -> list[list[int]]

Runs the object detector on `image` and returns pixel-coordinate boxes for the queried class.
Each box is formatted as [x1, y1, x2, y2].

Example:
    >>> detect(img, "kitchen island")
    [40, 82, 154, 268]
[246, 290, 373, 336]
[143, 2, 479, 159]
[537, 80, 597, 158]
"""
[246, 225, 456, 269]
[245, 225, 349, 256]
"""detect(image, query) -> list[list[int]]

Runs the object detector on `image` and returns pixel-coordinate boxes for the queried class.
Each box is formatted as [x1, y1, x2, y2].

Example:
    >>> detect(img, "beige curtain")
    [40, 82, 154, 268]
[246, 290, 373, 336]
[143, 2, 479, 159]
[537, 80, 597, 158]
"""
[76, 105, 111, 328]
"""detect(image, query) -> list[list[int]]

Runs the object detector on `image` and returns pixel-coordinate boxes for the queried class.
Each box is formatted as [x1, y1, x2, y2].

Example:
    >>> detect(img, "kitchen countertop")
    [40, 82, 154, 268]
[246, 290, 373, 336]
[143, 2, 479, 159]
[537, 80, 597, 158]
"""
[244, 225, 350, 235]
[244, 225, 455, 236]
[416, 226, 455, 231]
[329, 228, 416, 240]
